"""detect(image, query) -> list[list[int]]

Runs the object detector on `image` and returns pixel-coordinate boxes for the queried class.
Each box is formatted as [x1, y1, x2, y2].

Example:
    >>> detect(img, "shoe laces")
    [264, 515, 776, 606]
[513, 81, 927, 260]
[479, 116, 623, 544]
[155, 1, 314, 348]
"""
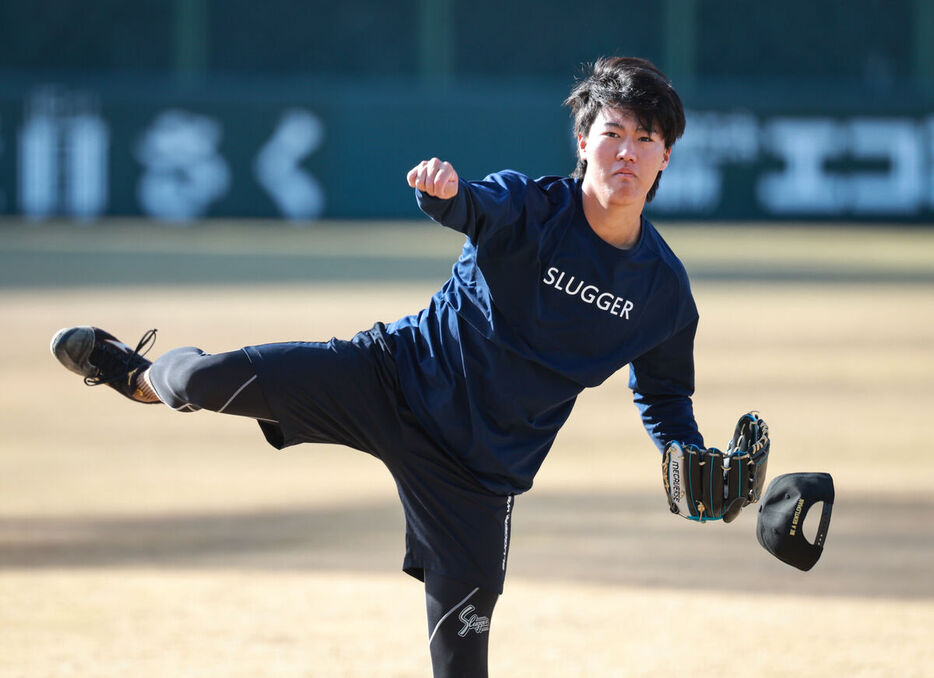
[84, 329, 158, 387]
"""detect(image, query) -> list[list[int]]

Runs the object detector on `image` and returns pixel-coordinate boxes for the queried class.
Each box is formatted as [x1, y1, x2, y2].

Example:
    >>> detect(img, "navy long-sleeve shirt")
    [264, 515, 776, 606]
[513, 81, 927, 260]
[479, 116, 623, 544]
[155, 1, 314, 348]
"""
[386, 170, 703, 495]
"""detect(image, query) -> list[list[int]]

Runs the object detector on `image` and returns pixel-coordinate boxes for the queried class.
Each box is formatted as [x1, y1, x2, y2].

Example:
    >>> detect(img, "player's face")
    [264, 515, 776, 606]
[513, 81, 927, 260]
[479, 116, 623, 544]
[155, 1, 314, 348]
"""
[578, 107, 671, 209]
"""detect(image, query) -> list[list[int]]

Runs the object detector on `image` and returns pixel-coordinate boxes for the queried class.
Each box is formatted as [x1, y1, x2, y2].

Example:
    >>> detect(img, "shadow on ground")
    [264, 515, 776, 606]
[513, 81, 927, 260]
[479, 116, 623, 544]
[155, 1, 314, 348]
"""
[2, 490, 930, 600]
[4, 250, 934, 287]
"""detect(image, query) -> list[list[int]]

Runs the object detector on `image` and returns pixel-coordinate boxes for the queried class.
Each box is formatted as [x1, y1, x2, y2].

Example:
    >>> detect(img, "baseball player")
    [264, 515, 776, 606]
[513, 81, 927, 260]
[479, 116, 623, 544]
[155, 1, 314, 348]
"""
[51, 57, 769, 677]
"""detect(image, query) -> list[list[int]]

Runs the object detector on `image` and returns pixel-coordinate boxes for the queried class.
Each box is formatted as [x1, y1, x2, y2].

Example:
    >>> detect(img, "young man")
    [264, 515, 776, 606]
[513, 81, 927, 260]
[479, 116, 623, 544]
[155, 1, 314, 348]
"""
[51, 57, 767, 677]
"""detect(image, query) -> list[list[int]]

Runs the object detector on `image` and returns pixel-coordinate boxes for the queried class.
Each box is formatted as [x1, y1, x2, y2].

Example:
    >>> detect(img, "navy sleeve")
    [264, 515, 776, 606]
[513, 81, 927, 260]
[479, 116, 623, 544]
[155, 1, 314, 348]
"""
[416, 171, 530, 243]
[628, 316, 704, 452]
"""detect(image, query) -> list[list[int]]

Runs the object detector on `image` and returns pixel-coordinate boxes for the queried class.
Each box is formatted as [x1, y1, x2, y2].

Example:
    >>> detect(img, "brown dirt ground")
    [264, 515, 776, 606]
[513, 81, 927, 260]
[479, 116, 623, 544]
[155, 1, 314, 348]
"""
[1, 223, 932, 677]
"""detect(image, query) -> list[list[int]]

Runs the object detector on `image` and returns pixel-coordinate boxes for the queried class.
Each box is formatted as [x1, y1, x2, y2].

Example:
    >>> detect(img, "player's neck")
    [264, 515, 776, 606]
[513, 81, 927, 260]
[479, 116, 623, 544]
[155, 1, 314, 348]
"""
[581, 189, 644, 250]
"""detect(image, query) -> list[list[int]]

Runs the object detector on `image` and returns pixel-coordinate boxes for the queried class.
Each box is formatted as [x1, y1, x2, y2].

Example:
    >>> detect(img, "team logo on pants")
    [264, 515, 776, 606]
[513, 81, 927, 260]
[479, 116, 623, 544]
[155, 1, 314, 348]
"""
[458, 605, 490, 637]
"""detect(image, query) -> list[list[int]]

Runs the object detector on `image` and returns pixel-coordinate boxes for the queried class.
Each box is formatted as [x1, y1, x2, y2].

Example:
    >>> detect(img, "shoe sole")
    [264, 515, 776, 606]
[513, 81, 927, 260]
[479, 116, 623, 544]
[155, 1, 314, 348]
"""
[50, 326, 97, 377]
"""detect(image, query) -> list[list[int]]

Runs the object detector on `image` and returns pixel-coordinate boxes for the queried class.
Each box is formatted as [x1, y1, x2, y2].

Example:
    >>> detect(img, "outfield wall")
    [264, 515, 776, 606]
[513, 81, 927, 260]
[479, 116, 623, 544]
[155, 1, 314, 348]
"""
[2, 81, 934, 222]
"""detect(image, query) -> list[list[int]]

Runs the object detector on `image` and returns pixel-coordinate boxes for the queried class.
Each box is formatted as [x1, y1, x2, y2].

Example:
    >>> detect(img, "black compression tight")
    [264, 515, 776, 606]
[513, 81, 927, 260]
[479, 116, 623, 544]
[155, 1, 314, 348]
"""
[425, 570, 499, 678]
[147, 347, 274, 420]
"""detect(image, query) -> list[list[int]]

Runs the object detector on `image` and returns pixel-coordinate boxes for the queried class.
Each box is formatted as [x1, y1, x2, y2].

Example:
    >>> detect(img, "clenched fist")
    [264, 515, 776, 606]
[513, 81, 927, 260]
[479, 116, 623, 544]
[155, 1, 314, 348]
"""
[407, 158, 459, 200]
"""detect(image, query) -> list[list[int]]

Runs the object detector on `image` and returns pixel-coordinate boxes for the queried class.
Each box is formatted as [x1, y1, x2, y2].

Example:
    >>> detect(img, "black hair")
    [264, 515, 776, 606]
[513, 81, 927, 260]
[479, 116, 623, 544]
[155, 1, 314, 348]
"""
[564, 56, 686, 202]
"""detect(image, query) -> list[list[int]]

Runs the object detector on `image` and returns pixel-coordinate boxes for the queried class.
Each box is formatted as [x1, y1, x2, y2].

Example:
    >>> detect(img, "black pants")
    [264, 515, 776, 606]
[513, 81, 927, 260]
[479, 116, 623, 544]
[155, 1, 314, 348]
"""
[148, 347, 500, 677]
[148, 346, 274, 418]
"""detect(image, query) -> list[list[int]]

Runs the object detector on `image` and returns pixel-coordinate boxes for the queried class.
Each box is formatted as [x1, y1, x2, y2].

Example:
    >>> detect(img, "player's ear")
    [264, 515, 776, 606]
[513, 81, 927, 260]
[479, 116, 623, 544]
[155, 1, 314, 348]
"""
[577, 133, 587, 161]
[659, 145, 671, 171]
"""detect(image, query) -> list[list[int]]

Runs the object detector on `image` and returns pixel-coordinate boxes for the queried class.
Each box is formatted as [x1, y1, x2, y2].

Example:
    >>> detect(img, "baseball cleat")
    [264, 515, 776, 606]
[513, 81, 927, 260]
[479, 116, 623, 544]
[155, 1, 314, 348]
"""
[50, 326, 158, 403]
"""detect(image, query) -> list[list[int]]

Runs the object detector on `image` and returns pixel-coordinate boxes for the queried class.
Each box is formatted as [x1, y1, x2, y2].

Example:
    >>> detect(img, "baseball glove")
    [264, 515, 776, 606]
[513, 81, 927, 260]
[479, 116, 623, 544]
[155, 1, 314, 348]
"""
[662, 412, 770, 523]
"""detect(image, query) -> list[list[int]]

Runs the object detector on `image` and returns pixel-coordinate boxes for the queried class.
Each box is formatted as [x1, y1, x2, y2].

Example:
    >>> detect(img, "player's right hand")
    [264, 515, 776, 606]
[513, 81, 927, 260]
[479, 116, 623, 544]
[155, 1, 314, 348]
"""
[407, 158, 459, 200]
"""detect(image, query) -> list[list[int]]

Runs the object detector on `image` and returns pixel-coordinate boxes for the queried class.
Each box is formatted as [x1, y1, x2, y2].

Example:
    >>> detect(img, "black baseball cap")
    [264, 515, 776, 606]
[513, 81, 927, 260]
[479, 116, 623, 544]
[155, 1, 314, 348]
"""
[756, 472, 834, 571]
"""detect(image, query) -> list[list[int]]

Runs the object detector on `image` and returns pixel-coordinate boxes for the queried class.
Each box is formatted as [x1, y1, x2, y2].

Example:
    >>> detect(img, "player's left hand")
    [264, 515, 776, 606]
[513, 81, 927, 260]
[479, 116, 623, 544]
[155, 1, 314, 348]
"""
[662, 411, 770, 523]
[407, 158, 459, 200]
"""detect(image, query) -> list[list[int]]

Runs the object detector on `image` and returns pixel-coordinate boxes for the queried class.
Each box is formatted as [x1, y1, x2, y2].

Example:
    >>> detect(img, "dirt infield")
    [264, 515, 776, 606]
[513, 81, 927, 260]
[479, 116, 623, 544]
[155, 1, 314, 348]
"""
[1, 222, 932, 677]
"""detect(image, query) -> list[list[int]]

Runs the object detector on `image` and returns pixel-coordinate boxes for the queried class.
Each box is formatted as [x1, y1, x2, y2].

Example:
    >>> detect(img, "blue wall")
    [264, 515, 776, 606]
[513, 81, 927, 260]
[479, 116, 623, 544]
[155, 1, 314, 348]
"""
[2, 0, 933, 221]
